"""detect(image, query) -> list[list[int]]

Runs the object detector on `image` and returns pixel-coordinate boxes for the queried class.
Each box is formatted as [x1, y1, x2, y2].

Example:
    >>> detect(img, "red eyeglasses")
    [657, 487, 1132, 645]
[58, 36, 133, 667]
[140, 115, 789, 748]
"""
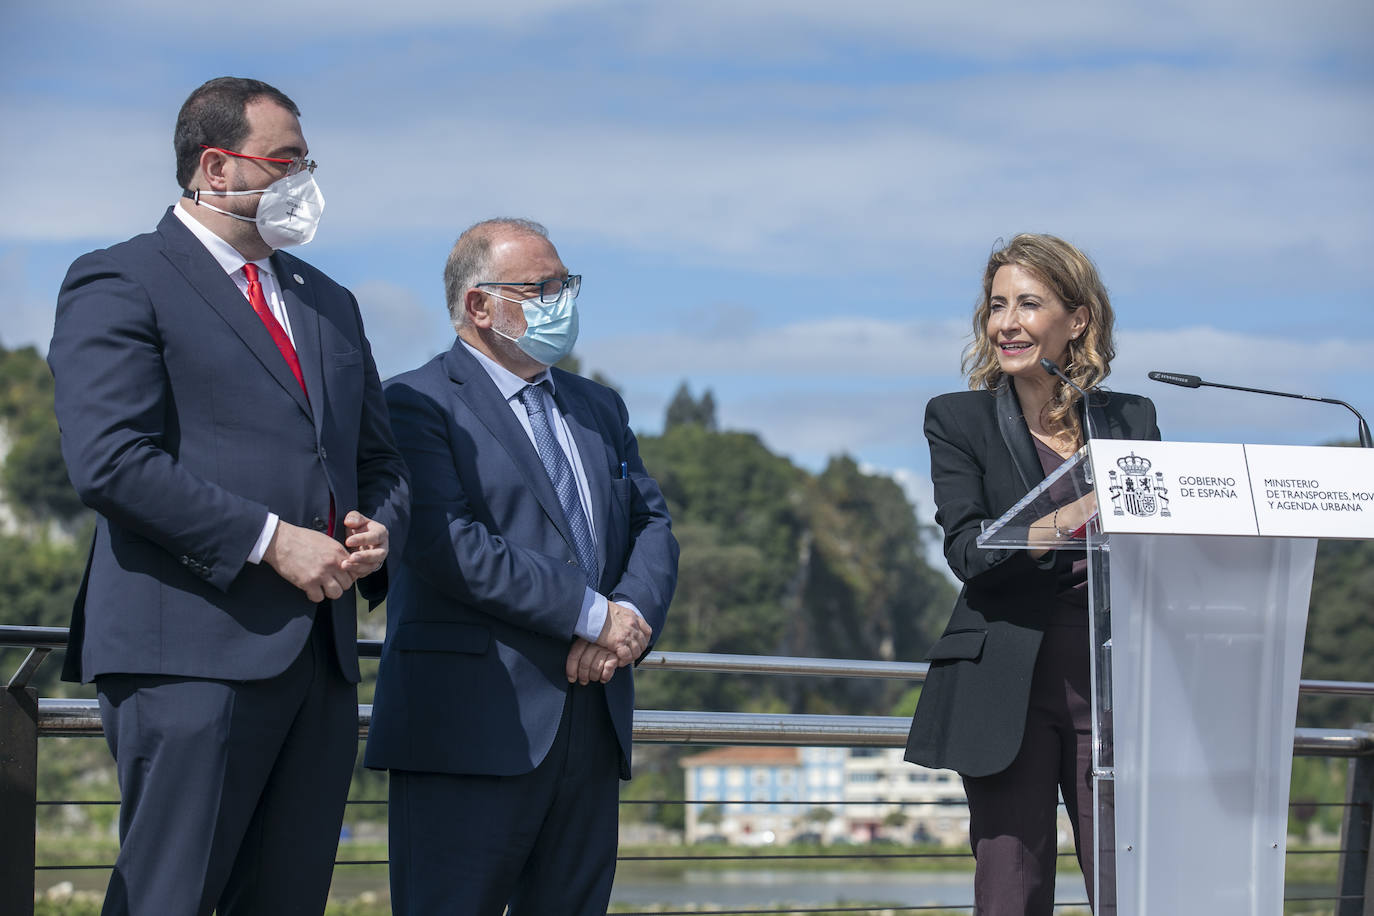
[201, 145, 317, 176]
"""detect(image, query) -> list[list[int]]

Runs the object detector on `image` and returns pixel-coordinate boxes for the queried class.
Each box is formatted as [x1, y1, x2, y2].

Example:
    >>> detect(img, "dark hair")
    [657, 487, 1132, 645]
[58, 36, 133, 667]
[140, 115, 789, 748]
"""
[174, 77, 300, 189]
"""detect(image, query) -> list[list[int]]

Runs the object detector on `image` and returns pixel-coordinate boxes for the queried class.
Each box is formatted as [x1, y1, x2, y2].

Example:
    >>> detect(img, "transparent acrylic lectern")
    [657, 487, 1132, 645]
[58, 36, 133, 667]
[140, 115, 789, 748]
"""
[977, 445, 1317, 916]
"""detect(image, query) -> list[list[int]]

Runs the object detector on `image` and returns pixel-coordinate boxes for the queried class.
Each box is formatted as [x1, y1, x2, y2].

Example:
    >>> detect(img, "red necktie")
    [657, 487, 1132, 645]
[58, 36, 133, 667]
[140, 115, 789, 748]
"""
[242, 262, 308, 400]
[242, 262, 334, 538]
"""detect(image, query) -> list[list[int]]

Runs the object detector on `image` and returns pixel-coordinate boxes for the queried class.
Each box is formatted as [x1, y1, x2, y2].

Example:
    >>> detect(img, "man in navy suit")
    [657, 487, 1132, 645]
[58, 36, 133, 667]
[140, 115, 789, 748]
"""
[365, 218, 678, 915]
[47, 77, 409, 916]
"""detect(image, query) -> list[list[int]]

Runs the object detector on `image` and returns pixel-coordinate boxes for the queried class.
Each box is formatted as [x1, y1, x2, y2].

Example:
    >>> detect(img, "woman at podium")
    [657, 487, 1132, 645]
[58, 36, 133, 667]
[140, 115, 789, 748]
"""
[904, 233, 1160, 915]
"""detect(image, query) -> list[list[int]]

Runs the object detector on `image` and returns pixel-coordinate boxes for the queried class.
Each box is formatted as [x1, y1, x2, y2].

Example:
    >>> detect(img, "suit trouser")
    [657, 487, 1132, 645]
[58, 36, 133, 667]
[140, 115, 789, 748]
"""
[96, 610, 357, 916]
[388, 681, 621, 916]
[961, 617, 1113, 916]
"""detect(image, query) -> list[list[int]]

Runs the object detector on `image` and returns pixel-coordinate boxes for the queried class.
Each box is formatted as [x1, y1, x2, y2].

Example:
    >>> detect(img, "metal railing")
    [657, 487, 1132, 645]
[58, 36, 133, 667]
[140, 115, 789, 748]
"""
[4, 625, 1373, 915]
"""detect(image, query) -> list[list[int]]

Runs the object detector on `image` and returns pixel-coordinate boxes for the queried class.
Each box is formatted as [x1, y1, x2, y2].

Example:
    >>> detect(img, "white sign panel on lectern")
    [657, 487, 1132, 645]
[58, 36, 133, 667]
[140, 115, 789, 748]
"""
[1247, 443, 1374, 538]
[1087, 440, 1259, 535]
[1088, 441, 1374, 540]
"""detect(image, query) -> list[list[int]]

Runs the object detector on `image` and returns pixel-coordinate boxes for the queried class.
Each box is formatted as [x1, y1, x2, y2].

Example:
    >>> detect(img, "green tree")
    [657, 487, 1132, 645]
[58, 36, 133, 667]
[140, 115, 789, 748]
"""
[697, 804, 725, 828]
[1299, 537, 1374, 729]
[663, 381, 718, 431]
[0, 345, 86, 522]
[636, 424, 807, 715]
[0, 526, 92, 694]
[1287, 756, 1348, 839]
[805, 806, 836, 832]
[619, 745, 686, 830]
[806, 455, 952, 661]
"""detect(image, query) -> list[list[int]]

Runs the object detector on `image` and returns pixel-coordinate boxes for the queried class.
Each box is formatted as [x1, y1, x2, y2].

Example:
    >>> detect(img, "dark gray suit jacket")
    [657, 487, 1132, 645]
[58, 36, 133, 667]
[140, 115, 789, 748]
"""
[905, 382, 1160, 777]
[49, 208, 410, 684]
[363, 340, 678, 780]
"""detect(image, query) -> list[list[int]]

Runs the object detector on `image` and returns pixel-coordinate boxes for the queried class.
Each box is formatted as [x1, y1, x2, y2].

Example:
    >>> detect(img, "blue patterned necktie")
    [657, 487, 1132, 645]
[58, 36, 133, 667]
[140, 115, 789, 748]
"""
[518, 383, 599, 588]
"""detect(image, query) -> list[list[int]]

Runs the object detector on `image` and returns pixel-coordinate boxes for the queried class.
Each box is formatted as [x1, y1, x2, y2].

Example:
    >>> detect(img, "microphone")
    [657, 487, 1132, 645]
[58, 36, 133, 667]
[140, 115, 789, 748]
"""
[1149, 370, 1373, 448]
[1040, 357, 1100, 441]
[1145, 371, 1200, 389]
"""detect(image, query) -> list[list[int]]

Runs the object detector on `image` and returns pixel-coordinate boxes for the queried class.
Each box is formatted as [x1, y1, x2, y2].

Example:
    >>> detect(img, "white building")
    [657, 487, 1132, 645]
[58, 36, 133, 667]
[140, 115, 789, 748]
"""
[842, 747, 968, 846]
[680, 745, 972, 846]
[679, 746, 846, 844]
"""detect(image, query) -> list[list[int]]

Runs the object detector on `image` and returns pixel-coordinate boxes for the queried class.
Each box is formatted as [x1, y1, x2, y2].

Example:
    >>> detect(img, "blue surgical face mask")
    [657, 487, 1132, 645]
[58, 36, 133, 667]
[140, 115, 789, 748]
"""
[488, 287, 580, 366]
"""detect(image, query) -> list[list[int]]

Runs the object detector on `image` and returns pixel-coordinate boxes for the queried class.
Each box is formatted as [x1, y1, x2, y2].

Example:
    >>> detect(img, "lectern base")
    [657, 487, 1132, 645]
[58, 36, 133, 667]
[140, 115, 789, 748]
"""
[1093, 534, 1317, 915]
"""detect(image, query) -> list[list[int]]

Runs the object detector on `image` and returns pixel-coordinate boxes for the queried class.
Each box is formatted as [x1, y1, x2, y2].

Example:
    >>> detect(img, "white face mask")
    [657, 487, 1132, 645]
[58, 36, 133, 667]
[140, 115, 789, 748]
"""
[183, 170, 326, 249]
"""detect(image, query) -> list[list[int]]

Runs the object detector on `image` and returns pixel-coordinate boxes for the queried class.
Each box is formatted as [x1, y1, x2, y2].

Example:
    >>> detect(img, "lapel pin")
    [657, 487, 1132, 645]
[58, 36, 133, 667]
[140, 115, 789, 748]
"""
[293, 274, 305, 285]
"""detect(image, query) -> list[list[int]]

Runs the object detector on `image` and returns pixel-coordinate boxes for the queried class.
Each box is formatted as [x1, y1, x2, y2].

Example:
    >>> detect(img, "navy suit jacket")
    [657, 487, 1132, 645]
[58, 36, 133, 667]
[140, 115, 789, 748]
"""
[364, 340, 678, 780]
[49, 208, 409, 684]
[905, 382, 1160, 777]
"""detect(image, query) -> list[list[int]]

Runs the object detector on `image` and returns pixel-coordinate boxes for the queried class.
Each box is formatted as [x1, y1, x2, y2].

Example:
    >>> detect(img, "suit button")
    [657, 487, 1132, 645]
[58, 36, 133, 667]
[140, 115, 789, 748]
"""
[319, 446, 328, 460]
[179, 556, 191, 566]
[311, 517, 328, 532]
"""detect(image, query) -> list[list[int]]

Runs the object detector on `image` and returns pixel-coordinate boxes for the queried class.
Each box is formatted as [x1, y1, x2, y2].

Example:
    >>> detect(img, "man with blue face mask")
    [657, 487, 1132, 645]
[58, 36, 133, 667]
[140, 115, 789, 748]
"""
[47, 77, 409, 916]
[365, 218, 679, 915]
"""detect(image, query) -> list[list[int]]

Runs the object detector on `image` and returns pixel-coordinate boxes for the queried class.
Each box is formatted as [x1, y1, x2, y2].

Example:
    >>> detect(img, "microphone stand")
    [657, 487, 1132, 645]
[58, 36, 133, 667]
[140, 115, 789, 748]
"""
[1039, 358, 1101, 499]
[1148, 371, 1373, 448]
[1040, 358, 1100, 442]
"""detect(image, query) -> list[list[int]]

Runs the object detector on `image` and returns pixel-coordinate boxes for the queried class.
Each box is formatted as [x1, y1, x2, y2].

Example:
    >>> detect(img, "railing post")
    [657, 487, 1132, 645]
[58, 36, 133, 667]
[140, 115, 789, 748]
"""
[1337, 727, 1374, 916]
[1, 685, 39, 916]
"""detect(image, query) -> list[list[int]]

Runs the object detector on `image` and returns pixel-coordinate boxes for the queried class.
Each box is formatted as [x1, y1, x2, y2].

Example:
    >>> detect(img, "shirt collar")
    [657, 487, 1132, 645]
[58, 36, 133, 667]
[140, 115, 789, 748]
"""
[459, 337, 554, 402]
[173, 202, 273, 280]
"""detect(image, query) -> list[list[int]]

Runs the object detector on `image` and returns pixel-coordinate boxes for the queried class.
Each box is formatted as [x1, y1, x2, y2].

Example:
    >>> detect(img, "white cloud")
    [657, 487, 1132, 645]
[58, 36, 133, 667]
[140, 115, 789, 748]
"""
[577, 316, 968, 380]
[1113, 327, 1364, 394]
[351, 281, 456, 380]
[6, 43, 1371, 276]
[579, 317, 1362, 395]
[42, 0, 1373, 60]
[0, 102, 171, 244]
[3, 35, 1369, 379]
[308, 65, 1372, 270]
[1112, 326, 1368, 444]
[47, 0, 596, 30]
[625, 0, 1373, 60]
[0, 249, 58, 354]
[3, 2, 1365, 465]
[573, 316, 1367, 461]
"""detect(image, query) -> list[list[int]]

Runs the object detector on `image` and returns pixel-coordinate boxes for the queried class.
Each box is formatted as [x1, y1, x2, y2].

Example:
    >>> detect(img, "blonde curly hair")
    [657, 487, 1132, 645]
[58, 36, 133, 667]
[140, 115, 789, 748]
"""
[963, 233, 1116, 434]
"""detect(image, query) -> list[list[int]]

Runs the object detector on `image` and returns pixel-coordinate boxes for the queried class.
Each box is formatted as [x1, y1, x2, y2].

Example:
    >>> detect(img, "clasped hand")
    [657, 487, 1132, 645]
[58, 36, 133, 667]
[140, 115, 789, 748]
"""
[564, 601, 652, 685]
[264, 510, 389, 603]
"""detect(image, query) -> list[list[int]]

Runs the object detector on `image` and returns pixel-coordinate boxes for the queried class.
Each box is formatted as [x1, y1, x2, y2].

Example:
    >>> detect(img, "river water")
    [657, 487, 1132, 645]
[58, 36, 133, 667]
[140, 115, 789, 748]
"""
[40, 866, 1332, 911]
[43, 865, 1086, 910]
[609, 867, 1086, 909]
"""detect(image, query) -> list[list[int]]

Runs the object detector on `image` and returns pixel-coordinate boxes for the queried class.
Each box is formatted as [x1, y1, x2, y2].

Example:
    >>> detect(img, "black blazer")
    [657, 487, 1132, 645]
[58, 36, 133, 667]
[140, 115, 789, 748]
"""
[49, 209, 410, 684]
[904, 382, 1160, 777]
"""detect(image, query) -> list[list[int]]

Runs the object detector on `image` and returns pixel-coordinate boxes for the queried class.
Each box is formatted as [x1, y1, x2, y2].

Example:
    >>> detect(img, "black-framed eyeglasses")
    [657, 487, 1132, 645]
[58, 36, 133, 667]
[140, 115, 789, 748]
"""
[475, 274, 581, 305]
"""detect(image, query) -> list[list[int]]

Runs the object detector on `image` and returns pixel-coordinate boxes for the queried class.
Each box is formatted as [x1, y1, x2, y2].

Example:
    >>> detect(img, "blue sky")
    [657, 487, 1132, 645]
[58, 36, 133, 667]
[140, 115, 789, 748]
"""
[3, 0, 1371, 527]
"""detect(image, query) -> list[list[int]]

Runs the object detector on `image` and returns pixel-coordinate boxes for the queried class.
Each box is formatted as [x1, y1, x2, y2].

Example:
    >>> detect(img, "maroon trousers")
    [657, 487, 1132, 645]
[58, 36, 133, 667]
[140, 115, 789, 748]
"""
[960, 612, 1114, 915]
